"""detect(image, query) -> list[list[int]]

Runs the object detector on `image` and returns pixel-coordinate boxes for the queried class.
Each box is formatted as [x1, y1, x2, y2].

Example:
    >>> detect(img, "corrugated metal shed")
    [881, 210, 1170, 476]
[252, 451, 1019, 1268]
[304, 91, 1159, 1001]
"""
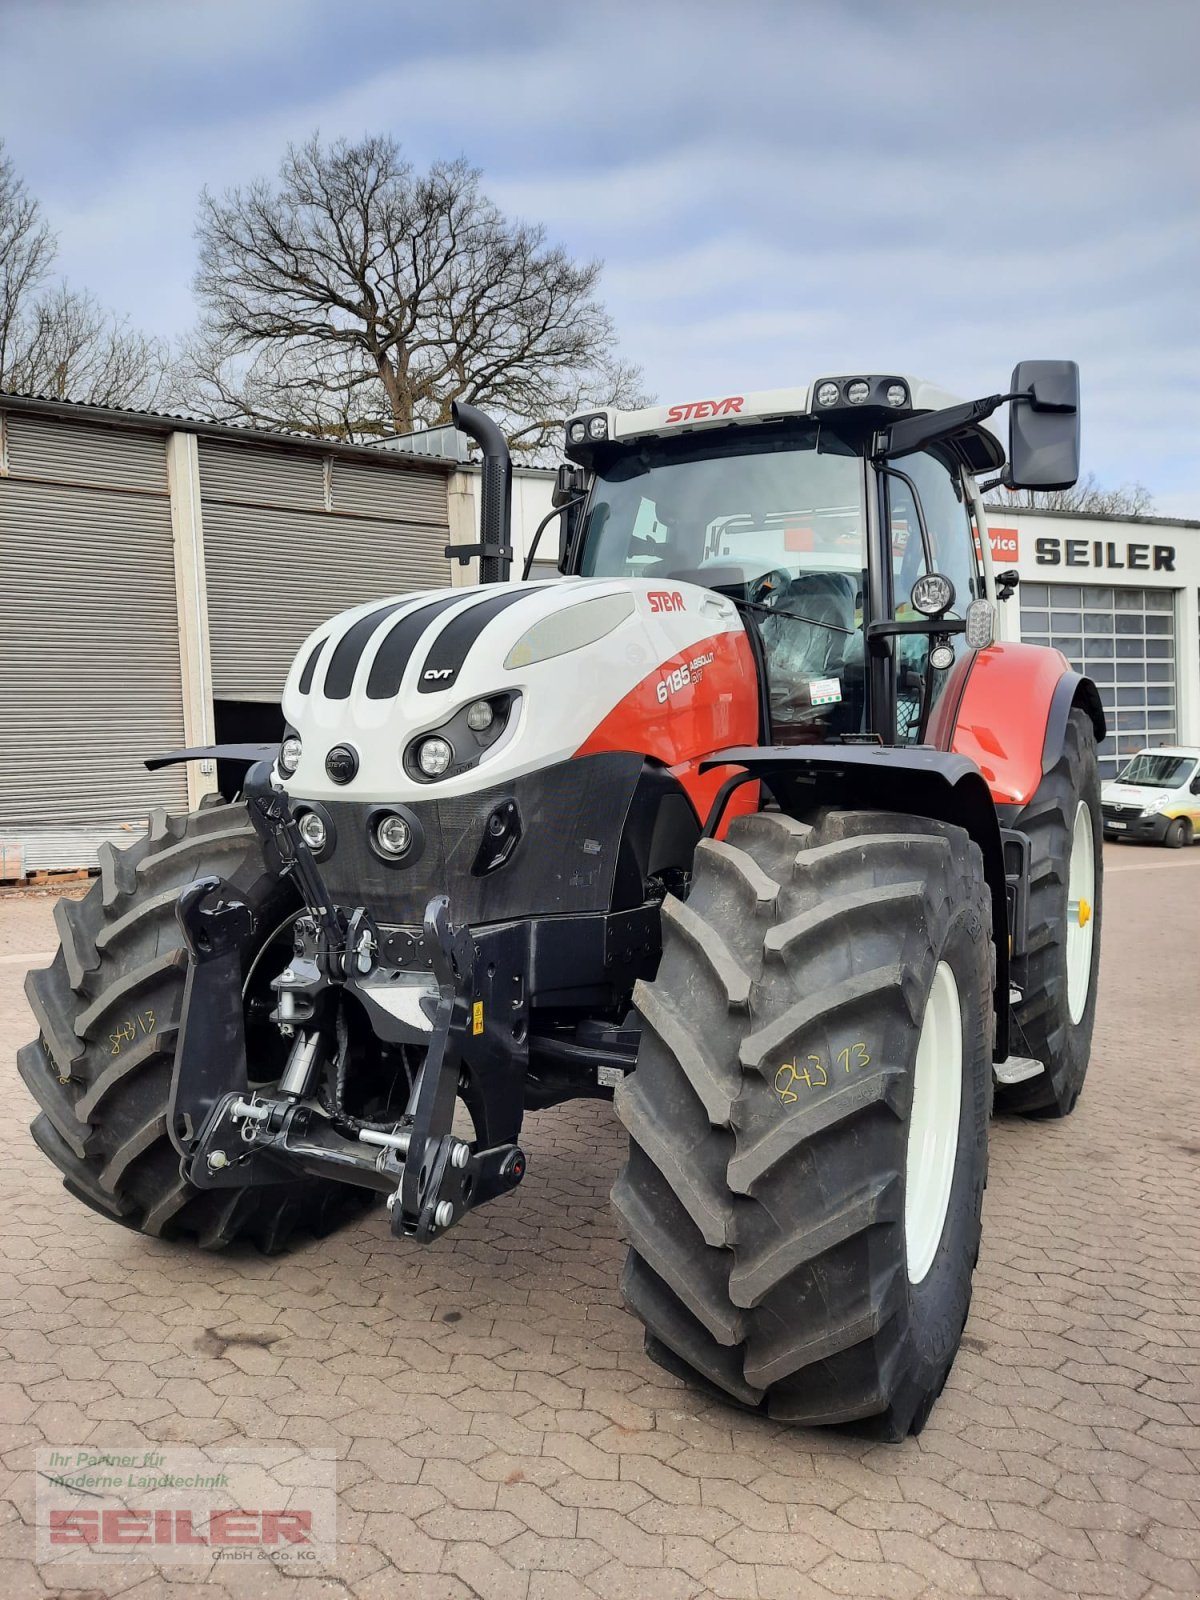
[0, 415, 189, 869]
[0, 392, 462, 871]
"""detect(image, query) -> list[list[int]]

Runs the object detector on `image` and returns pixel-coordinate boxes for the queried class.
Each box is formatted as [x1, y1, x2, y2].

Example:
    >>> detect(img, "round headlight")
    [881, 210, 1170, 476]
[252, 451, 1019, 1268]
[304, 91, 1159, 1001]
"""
[417, 736, 453, 777]
[885, 383, 908, 407]
[911, 572, 956, 616]
[929, 641, 956, 672]
[298, 811, 327, 852]
[375, 814, 412, 857]
[279, 735, 302, 775]
[587, 416, 607, 440]
[846, 380, 870, 404]
[466, 699, 495, 732]
[569, 421, 586, 443]
[815, 381, 840, 407]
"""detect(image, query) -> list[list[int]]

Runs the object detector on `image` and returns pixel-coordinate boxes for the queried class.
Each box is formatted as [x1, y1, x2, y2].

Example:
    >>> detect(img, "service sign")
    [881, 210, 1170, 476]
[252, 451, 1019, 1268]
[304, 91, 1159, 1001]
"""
[975, 525, 1020, 565]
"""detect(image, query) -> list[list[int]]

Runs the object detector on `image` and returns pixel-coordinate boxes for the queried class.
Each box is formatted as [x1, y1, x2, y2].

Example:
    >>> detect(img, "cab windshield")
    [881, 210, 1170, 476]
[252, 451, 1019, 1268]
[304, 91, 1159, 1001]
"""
[1115, 753, 1192, 788]
[578, 426, 868, 741]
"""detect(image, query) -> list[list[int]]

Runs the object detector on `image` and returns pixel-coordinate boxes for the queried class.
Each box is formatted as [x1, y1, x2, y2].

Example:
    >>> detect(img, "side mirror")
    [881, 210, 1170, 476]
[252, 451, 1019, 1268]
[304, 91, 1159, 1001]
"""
[1008, 360, 1080, 490]
[996, 568, 1020, 602]
[553, 462, 588, 509]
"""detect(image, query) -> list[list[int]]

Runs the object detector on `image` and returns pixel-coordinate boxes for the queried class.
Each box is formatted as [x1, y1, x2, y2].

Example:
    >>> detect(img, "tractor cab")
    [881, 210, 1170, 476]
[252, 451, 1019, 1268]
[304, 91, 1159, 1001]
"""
[563, 368, 1078, 747]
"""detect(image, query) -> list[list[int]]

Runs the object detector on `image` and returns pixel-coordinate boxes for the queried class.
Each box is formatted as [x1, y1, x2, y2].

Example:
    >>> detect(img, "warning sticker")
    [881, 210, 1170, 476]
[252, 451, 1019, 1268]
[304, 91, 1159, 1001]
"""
[809, 677, 843, 708]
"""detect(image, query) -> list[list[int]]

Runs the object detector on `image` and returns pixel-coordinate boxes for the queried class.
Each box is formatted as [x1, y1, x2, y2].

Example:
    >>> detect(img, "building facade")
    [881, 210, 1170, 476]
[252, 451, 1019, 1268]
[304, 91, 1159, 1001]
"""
[987, 508, 1200, 778]
[0, 395, 475, 874]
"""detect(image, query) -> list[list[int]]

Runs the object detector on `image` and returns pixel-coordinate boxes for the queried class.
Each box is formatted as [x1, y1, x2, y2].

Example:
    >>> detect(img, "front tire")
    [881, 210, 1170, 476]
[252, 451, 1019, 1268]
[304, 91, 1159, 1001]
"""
[612, 808, 993, 1436]
[21, 802, 372, 1250]
[1164, 817, 1192, 849]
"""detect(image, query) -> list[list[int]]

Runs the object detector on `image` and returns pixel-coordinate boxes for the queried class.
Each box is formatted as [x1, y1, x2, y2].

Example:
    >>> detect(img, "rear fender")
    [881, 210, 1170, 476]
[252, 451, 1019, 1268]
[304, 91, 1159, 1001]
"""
[929, 642, 1106, 808]
[699, 744, 1010, 1059]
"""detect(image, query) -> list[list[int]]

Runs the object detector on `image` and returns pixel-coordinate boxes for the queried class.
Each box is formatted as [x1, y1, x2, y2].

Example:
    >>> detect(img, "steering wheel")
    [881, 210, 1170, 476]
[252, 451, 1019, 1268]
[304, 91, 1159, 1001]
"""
[749, 569, 792, 608]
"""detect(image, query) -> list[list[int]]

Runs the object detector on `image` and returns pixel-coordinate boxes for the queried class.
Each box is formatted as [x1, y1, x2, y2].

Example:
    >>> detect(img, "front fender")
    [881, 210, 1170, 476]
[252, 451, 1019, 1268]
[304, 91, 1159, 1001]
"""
[929, 642, 1105, 808]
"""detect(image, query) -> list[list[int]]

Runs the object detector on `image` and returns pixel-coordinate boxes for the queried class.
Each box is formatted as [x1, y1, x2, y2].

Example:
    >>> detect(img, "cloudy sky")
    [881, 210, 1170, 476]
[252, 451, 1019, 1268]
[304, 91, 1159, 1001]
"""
[3, 0, 1198, 513]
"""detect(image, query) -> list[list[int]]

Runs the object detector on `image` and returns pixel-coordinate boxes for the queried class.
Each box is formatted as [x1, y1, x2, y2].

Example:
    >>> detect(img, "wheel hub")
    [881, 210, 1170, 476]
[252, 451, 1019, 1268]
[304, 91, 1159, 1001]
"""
[904, 960, 963, 1285]
[1066, 801, 1096, 1024]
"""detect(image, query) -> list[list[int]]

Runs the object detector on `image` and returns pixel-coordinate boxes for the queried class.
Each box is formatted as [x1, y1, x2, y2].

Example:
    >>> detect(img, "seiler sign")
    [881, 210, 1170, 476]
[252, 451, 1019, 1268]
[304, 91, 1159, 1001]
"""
[1034, 536, 1176, 572]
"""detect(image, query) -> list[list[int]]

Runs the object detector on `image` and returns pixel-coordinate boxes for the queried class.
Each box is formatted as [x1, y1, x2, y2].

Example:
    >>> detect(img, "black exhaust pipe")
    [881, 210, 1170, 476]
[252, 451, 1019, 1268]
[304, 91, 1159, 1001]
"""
[450, 401, 513, 584]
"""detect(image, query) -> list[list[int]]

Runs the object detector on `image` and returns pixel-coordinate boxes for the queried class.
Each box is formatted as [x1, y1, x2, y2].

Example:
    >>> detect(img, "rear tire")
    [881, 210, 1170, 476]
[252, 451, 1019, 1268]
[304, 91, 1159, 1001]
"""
[21, 803, 373, 1251]
[997, 709, 1102, 1118]
[612, 808, 993, 1436]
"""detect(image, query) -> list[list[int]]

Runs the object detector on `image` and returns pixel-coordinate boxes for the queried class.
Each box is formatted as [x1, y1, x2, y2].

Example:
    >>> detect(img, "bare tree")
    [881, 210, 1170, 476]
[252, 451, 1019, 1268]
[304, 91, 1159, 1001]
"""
[0, 144, 55, 381]
[0, 140, 168, 408]
[985, 472, 1154, 517]
[180, 135, 649, 452]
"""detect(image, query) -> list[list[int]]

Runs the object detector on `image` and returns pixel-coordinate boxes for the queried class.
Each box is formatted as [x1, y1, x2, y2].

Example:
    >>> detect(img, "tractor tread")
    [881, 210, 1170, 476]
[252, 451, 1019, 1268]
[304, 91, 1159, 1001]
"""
[630, 981, 735, 1128]
[613, 1077, 733, 1247]
[660, 895, 752, 1011]
[729, 1174, 902, 1308]
[20, 802, 368, 1254]
[616, 807, 993, 1436]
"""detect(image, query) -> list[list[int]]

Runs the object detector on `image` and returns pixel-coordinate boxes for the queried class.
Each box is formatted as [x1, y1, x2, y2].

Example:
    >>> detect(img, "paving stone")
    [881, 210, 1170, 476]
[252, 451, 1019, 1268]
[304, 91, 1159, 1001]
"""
[1, 854, 1198, 1596]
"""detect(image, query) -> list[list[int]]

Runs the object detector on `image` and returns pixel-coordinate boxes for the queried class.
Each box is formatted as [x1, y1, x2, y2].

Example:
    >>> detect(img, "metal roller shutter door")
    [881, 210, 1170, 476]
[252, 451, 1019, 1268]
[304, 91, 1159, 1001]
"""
[1020, 582, 1177, 779]
[0, 474, 188, 871]
[200, 444, 451, 701]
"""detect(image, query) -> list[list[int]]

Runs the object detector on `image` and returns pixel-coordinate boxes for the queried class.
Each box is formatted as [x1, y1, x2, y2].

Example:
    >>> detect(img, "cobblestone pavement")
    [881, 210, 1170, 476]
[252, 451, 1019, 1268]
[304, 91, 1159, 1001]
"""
[2, 844, 1198, 1599]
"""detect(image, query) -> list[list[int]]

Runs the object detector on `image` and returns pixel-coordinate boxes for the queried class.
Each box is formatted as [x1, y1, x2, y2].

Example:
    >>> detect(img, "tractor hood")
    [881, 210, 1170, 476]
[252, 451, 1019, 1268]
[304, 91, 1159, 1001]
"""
[277, 576, 756, 807]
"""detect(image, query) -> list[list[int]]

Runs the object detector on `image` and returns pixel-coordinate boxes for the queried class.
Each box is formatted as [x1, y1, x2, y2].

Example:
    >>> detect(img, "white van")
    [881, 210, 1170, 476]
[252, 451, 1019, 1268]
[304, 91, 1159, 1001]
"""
[1101, 746, 1200, 847]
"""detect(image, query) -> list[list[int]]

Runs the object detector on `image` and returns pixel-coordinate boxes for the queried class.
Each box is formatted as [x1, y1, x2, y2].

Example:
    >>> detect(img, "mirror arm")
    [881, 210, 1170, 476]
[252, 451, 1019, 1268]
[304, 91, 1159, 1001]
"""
[521, 496, 585, 580]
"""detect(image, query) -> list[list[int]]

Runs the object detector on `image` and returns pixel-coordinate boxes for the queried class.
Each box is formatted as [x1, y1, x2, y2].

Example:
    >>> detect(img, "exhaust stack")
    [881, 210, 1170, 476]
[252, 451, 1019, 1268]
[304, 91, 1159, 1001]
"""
[451, 401, 514, 584]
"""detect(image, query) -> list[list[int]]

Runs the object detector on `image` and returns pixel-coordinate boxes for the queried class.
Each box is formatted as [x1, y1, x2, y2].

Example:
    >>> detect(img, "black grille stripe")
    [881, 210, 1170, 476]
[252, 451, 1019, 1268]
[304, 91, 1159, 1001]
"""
[324, 602, 407, 700]
[297, 637, 327, 695]
[416, 588, 540, 694]
[366, 593, 474, 700]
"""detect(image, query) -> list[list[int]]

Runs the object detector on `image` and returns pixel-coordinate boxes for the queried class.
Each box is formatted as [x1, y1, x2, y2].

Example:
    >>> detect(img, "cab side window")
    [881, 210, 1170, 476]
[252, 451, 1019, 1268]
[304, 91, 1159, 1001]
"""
[887, 449, 980, 743]
[889, 449, 980, 613]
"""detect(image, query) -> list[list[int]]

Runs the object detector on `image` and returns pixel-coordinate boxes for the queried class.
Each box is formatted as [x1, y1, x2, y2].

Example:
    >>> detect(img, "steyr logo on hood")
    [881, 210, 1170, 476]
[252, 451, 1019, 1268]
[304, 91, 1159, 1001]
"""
[648, 590, 685, 614]
[665, 396, 744, 424]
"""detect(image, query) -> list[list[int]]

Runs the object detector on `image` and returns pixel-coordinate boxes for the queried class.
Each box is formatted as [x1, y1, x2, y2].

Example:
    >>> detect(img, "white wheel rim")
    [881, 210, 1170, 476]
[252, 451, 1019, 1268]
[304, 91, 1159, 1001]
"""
[1066, 800, 1095, 1025]
[905, 960, 963, 1286]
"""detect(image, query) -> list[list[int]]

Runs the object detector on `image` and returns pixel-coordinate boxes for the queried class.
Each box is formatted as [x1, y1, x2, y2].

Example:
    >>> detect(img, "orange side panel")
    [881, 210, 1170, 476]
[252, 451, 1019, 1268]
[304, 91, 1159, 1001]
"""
[575, 629, 761, 837]
[938, 641, 1071, 807]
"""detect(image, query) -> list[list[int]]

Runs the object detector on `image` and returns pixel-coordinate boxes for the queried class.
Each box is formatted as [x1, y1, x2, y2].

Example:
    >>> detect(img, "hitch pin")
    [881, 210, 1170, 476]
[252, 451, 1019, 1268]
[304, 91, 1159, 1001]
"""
[231, 1097, 270, 1124]
[358, 1127, 412, 1157]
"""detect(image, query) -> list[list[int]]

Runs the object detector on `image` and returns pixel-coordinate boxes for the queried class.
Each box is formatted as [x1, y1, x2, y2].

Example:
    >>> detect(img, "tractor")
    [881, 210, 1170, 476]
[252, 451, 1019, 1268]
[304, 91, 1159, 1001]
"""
[21, 362, 1103, 1438]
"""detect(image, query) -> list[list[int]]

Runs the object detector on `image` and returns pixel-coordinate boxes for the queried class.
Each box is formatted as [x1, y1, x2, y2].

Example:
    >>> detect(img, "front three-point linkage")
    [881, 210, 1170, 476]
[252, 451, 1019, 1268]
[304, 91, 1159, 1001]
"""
[172, 784, 525, 1240]
[390, 897, 526, 1242]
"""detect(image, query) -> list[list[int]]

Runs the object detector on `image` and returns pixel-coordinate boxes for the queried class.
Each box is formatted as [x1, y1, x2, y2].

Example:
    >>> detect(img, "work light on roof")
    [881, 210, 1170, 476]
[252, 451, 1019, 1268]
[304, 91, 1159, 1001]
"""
[886, 383, 909, 407]
[846, 380, 871, 404]
[587, 415, 608, 440]
[568, 421, 586, 443]
[815, 381, 840, 407]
